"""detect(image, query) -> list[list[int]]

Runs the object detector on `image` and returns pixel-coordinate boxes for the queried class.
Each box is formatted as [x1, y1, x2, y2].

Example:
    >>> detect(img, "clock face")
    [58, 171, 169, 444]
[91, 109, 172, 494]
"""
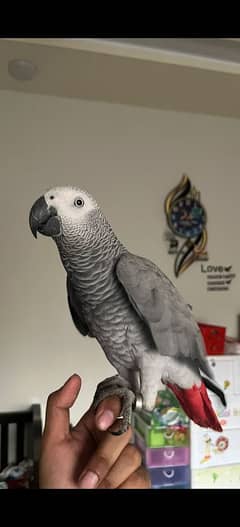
[169, 198, 206, 238]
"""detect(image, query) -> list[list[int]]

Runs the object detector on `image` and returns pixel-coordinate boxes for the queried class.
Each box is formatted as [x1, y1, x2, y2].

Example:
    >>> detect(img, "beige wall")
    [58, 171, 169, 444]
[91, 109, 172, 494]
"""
[0, 89, 240, 425]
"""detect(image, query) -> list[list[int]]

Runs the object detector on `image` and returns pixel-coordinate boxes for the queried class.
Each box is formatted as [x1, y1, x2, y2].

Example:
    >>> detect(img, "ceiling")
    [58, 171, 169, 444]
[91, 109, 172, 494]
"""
[100, 38, 240, 64]
[1, 38, 240, 118]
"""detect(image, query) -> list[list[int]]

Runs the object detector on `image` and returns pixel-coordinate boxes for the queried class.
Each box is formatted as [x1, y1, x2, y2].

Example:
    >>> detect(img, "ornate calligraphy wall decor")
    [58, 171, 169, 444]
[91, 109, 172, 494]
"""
[164, 174, 208, 277]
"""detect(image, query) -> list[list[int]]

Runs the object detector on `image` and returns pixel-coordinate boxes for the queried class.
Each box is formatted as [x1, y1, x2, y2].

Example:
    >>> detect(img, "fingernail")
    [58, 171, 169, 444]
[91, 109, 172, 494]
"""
[79, 470, 99, 489]
[96, 409, 115, 430]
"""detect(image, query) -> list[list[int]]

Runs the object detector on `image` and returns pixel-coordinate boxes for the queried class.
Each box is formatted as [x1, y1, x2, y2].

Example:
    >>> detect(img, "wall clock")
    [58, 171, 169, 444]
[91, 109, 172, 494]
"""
[169, 197, 207, 239]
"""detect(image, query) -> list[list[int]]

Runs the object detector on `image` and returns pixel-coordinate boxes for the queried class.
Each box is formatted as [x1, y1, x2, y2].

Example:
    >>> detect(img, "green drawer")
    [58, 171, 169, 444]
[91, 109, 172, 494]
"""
[133, 412, 190, 448]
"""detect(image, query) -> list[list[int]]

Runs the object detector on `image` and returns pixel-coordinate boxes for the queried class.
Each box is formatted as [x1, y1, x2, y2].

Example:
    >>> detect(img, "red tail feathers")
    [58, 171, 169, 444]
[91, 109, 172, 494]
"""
[167, 381, 222, 432]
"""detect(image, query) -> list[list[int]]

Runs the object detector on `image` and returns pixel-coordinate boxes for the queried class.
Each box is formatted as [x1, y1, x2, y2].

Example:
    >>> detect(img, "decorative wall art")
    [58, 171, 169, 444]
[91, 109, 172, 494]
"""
[164, 174, 208, 277]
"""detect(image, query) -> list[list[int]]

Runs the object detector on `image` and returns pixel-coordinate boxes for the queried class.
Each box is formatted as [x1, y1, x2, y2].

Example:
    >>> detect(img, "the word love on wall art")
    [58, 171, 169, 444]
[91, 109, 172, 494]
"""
[164, 174, 208, 277]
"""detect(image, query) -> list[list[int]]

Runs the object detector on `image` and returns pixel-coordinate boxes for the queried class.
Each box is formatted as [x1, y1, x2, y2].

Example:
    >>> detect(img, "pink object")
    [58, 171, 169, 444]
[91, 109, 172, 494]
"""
[135, 432, 190, 468]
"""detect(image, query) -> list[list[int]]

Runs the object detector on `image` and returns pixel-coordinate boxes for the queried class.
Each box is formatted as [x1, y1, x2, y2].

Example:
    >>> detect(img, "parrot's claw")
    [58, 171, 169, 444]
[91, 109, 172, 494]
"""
[93, 375, 136, 435]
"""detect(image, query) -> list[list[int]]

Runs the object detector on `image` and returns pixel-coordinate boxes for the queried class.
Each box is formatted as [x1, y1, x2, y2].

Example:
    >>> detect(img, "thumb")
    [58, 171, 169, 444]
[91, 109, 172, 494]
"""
[43, 374, 81, 441]
[74, 395, 123, 443]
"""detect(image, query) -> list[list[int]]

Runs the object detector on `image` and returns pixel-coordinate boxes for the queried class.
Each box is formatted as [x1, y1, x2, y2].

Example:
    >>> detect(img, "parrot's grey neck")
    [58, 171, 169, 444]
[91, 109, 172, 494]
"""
[54, 210, 126, 296]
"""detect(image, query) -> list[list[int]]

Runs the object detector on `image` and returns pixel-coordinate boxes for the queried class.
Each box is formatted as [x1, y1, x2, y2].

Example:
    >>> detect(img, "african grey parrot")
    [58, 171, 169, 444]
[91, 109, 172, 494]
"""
[29, 186, 226, 434]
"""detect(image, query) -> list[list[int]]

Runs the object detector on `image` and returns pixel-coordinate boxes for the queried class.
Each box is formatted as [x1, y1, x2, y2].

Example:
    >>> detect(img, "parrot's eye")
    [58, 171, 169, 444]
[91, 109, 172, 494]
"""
[74, 197, 84, 208]
[49, 195, 55, 200]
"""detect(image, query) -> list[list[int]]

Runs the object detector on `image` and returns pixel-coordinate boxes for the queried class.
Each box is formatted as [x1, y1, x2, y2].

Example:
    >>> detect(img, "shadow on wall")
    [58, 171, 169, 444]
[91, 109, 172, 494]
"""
[237, 315, 240, 341]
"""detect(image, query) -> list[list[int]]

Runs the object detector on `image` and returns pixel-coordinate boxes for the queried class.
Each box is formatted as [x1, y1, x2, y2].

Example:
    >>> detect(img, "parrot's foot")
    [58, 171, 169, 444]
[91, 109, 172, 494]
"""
[93, 375, 136, 435]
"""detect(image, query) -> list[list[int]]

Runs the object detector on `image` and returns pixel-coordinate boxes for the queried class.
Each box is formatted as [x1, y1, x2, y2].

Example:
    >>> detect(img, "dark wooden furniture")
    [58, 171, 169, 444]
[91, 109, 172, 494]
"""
[0, 404, 42, 487]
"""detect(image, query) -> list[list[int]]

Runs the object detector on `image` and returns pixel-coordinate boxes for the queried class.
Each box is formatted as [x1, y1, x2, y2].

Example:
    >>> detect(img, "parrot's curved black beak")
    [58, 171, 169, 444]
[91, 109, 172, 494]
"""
[29, 195, 61, 238]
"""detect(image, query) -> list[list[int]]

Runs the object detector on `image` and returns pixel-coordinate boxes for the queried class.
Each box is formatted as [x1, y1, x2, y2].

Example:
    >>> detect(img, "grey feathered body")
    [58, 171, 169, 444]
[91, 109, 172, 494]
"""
[56, 212, 151, 372]
[29, 186, 226, 428]
[54, 208, 212, 410]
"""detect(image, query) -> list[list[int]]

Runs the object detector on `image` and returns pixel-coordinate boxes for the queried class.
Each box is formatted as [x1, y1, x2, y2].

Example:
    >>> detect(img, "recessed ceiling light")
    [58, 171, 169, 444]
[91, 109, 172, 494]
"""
[8, 59, 38, 81]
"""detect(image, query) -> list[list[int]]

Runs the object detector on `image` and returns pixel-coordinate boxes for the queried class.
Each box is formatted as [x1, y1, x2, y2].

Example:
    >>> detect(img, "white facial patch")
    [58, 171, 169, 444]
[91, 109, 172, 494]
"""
[44, 186, 98, 225]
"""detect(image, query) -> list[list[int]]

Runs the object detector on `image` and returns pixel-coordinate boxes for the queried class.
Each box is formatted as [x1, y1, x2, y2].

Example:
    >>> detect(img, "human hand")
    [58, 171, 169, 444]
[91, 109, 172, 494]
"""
[39, 374, 151, 489]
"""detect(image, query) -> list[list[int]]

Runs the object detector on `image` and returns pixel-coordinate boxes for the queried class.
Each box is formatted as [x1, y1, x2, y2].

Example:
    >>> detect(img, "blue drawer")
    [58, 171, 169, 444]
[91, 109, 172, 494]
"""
[152, 483, 191, 489]
[149, 465, 190, 488]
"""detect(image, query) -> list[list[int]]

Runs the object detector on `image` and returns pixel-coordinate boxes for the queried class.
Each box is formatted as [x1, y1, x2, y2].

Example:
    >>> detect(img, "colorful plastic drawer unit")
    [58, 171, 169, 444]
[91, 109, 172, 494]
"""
[135, 432, 190, 468]
[133, 412, 190, 448]
[149, 465, 191, 488]
[147, 391, 189, 427]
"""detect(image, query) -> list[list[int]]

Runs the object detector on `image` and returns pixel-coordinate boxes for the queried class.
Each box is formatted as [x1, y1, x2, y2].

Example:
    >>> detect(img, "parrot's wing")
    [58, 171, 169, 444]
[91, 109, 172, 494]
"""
[66, 277, 91, 337]
[116, 252, 214, 380]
